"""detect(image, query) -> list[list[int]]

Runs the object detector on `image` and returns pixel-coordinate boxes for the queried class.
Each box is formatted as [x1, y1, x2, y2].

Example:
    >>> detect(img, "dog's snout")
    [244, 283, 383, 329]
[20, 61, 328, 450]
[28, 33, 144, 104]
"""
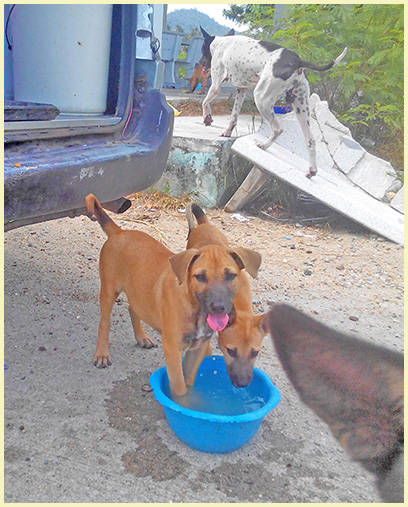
[227, 360, 253, 388]
[199, 283, 233, 315]
[209, 302, 227, 314]
[230, 371, 253, 388]
[231, 376, 251, 388]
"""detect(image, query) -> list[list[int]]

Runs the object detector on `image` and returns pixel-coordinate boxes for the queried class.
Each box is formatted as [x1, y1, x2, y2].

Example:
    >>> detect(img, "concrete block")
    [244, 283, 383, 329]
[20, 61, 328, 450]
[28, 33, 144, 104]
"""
[390, 186, 404, 214]
[232, 134, 404, 245]
[309, 93, 321, 111]
[314, 100, 351, 157]
[348, 152, 397, 200]
[314, 100, 351, 135]
[153, 127, 252, 208]
[258, 116, 335, 174]
[333, 136, 365, 174]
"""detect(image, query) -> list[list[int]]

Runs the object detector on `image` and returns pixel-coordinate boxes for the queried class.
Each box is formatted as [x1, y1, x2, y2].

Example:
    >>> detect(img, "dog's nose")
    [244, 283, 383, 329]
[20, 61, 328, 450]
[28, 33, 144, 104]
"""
[209, 302, 226, 314]
[230, 375, 252, 388]
[227, 361, 253, 388]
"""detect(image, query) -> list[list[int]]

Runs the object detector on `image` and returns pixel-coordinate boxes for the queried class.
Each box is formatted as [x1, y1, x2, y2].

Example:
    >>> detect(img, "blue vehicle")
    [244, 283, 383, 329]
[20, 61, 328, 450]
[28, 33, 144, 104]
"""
[4, 4, 173, 230]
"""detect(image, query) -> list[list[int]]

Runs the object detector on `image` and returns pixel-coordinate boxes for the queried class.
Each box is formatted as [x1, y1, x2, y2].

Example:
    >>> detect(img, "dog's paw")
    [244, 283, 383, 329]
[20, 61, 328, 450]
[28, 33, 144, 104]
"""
[94, 354, 112, 368]
[306, 168, 317, 179]
[255, 140, 268, 150]
[203, 114, 213, 126]
[171, 390, 192, 408]
[137, 336, 157, 349]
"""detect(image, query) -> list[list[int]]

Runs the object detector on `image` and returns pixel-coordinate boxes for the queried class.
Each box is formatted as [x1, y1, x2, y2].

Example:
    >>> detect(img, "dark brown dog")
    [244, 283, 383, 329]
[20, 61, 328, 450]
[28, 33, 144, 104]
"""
[186, 203, 267, 387]
[267, 304, 403, 503]
[85, 194, 261, 400]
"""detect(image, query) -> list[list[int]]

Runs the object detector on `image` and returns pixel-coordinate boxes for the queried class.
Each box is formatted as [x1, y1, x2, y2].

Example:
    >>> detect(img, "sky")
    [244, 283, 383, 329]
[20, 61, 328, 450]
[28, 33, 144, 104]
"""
[166, 3, 249, 31]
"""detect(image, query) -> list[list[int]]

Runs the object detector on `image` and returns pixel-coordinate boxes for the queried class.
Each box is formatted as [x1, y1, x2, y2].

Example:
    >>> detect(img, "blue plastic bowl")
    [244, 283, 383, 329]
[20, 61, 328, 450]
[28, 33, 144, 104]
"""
[149, 355, 281, 453]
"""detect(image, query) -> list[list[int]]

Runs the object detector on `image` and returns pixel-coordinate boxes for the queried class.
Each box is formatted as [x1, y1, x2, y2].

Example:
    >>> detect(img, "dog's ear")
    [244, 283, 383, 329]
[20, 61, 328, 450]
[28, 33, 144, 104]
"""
[229, 247, 261, 279]
[200, 26, 212, 40]
[169, 249, 200, 284]
[225, 28, 235, 36]
[267, 303, 404, 501]
[254, 313, 268, 335]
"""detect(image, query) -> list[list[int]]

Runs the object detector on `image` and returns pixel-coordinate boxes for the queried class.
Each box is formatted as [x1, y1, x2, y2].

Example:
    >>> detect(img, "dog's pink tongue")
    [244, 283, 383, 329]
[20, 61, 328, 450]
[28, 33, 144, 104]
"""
[207, 313, 229, 332]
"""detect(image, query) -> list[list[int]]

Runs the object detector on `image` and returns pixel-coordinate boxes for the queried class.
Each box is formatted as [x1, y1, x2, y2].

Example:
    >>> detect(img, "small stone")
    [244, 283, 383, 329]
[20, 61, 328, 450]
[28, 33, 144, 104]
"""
[38, 346, 47, 352]
[303, 269, 313, 276]
[290, 244, 296, 249]
[336, 264, 345, 271]
[349, 315, 359, 322]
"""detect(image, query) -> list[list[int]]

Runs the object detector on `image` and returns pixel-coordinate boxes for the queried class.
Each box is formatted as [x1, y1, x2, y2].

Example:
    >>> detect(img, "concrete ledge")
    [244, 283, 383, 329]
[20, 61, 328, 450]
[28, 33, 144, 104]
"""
[152, 115, 260, 207]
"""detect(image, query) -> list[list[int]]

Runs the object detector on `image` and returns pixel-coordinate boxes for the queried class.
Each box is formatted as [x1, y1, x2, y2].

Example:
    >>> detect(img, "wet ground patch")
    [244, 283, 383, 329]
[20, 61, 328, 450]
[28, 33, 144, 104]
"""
[105, 371, 191, 482]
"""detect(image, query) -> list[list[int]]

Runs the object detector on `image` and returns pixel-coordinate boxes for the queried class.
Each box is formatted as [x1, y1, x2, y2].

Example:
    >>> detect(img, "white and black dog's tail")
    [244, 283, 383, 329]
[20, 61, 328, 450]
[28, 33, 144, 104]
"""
[300, 47, 348, 72]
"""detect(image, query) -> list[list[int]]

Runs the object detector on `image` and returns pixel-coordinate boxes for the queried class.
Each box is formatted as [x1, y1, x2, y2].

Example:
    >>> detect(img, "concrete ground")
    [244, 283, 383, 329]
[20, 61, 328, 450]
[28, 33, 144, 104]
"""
[4, 199, 403, 503]
[163, 87, 234, 103]
[164, 87, 261, 140]
[172, 114, 262, 140]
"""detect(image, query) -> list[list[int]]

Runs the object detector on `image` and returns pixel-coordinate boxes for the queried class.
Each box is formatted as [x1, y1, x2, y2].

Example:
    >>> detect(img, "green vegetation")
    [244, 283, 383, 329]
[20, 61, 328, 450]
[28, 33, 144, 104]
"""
[224, 4, 403, 170]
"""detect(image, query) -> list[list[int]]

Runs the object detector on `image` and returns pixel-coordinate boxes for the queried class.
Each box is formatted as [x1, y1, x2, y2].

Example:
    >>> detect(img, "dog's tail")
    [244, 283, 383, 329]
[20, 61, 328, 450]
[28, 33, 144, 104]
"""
[300, 47, 347, 72]
[85, 194, 122, 237]
[186, 202, 209, 232]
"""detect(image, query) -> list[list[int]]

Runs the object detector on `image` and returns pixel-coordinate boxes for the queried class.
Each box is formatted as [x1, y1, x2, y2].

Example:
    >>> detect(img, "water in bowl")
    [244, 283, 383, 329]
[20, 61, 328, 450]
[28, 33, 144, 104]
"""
[164, 359, 266, 415]
[188, 378, 266, 415]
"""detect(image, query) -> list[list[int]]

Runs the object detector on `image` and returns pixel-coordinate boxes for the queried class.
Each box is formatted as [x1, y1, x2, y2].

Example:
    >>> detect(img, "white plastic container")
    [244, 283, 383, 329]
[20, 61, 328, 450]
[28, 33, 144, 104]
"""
[12, 5, 112, 114]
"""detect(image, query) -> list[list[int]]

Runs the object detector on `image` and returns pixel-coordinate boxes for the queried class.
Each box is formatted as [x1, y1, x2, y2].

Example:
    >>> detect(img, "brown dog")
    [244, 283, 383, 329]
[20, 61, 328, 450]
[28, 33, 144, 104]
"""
[188, 63, 208, 94]
[186, 203, 267, 388]
[267, 304, 403, 503]
[85, 194, 261, 400]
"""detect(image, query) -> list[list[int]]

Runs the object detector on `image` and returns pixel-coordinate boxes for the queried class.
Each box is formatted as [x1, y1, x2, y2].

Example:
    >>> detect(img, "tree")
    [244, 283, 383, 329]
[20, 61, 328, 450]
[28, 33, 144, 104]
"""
[224, 4, 276, 37]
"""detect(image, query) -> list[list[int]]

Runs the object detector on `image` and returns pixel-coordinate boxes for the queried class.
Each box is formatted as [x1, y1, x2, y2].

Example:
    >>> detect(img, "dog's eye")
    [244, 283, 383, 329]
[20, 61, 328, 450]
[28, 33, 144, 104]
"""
[194, 273, 208, 283]
[225, 271, 237, 282]
[250, 349, 259, 359]
[226, 347, 238, 358]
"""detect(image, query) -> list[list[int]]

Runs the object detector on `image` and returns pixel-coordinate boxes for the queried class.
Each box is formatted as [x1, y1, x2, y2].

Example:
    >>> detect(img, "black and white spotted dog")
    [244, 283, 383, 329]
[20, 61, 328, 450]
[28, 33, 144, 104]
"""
[199, 27, 347, 178]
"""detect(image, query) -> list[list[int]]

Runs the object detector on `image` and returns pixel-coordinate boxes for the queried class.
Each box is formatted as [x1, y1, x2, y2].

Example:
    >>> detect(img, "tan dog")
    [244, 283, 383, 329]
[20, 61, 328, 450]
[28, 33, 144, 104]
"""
[186, 203, 267, 387]
[85, 194, 261, 400]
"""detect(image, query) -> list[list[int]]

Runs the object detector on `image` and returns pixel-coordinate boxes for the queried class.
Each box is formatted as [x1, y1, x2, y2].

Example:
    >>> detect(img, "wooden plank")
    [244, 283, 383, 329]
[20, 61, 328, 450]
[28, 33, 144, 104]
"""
[232, 135, 404, 245]
[224, 165, 267, 212]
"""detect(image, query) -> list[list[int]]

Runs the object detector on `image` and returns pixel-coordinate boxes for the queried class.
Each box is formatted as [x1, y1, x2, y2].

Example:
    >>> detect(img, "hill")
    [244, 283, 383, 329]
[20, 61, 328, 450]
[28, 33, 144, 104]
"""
[166, 8, 233, 35]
